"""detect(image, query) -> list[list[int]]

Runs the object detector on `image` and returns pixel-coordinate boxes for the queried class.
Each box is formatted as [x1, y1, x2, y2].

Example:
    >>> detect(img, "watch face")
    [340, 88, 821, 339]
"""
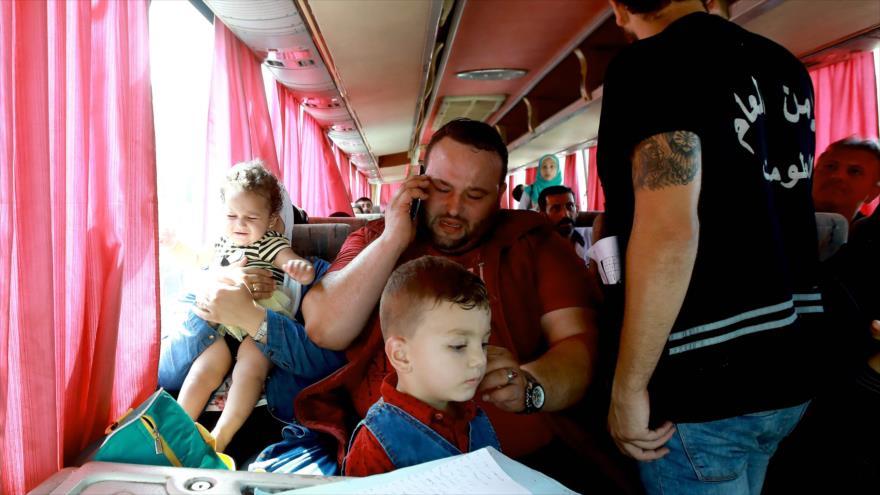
[531, 385, 545, 409]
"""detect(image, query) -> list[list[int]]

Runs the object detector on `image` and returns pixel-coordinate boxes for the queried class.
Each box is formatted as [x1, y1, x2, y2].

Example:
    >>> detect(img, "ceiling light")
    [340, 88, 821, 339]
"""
[456, 68, 527, 81]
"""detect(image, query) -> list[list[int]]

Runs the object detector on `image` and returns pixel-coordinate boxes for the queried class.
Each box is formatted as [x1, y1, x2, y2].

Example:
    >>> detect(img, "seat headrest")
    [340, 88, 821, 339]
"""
[309, 216, 370, 231]
[575, 211, 602, 227]
[290, 224, 351, 262]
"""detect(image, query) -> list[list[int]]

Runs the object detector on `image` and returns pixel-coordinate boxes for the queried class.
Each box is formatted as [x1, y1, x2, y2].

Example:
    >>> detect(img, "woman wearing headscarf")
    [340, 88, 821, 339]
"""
[517, 154, 563, 210]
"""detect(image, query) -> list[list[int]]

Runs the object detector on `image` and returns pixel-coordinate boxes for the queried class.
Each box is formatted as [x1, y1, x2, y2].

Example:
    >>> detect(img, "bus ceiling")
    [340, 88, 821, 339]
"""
[200, 0, 880, 182]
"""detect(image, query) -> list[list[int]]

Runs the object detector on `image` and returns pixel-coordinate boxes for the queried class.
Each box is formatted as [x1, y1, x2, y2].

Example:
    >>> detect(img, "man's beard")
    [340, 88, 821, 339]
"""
[556, 218, 574, 237]
[424, 209, 495, 254]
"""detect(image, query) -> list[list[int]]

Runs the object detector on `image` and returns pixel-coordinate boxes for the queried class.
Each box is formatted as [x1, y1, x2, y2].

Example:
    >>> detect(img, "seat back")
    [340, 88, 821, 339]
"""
[290, 224, 352, 262]
[309, 216, 370, 231]
[575, 211, 602, 227]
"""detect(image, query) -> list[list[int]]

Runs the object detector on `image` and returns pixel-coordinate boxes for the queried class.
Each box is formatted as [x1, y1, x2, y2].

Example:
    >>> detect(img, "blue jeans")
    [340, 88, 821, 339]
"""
[249, 423, 339, 475]
[639, 402, 809, 495]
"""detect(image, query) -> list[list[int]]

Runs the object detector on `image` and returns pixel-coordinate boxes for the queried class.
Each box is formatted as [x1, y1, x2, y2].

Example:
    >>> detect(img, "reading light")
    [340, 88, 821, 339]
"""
[456, 68, 527, 81]
[265, 50, 284, 68]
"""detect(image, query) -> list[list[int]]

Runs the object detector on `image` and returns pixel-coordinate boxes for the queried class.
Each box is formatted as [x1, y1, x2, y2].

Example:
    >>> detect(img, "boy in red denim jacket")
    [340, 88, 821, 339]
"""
[343, 256, 500, 476]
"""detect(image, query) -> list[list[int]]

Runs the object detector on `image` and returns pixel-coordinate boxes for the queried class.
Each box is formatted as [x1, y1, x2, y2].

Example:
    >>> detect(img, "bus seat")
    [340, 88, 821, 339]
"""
[290, 223, 351, 262]
[309, 216, 370, 231]
[356, 212, 384, 221]
[575, 211, 602, 227]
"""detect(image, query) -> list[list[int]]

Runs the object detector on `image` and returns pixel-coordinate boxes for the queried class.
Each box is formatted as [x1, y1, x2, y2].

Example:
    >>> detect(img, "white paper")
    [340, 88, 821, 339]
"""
[356, 448, 529, 495]
[587, 235, 621, 285]
[287, 447, 579, 495]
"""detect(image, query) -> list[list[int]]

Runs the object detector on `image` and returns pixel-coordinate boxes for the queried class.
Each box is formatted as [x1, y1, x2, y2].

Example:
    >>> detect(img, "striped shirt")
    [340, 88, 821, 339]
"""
[214, 231, 289, 283]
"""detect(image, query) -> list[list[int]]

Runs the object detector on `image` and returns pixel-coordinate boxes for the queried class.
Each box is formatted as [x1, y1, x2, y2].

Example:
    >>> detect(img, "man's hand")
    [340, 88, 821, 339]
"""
[193, 281, 266, 332]
[478, 345, 527, 413]
[608, 387, 675, 461]
[382, 174, 430, 251]
[207, 258, 276, 300]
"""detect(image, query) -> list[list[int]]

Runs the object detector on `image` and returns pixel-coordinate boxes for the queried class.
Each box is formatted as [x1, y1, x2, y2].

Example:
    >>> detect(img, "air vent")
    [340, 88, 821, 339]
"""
[302, 96, 349, 125]
[351, 153, 376, 168]
[331, 120, 357, 132]
[328, 129, 368, 154]
[432, 95, 506, 131]
[265, 59, 285, 68]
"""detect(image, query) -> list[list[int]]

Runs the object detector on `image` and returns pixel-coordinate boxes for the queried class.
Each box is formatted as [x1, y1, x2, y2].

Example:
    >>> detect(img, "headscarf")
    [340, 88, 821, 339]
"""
[526, 154, 563, 205]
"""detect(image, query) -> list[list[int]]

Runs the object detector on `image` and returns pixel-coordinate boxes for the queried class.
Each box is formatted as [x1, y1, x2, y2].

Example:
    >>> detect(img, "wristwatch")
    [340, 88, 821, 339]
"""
[522, 370, 545, 414]
[253, 316, 268, 344]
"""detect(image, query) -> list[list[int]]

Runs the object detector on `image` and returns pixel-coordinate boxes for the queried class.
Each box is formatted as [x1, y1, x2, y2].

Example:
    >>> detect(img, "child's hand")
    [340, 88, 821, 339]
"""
[283, 259, 315, 285]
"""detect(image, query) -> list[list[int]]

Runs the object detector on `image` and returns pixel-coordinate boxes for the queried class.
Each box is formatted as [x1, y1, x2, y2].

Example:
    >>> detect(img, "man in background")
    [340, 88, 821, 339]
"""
[812, 137, 880, 225]
[538, 185, 592, 265]
[354, 197, 373, 214]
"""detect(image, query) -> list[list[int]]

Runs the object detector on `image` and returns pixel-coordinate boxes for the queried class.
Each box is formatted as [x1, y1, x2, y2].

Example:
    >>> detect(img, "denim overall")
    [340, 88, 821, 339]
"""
[344, 399, 501, 471]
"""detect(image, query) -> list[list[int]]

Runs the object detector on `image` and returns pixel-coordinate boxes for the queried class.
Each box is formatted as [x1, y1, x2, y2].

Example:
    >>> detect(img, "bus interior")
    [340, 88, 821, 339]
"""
[4, 0, 880, 493]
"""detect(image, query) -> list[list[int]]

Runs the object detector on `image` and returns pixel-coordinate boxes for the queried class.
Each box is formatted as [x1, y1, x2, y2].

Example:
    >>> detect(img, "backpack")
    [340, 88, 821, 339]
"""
[83, 388, 234, 470]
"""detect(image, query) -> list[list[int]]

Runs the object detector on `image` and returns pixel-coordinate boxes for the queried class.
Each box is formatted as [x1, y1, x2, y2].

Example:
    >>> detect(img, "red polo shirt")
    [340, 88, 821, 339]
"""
[344, 374, 477, 477]
[295, 212, 595, 466]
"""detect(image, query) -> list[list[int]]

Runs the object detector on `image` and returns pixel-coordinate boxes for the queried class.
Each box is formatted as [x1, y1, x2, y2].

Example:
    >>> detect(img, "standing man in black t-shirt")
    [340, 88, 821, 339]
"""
[598, 1, 822, 493]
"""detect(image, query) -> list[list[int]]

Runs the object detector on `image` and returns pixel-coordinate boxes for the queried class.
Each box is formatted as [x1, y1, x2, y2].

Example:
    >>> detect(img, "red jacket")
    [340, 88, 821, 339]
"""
[343, 374, 478, 477]
[294, 210, 594, 465]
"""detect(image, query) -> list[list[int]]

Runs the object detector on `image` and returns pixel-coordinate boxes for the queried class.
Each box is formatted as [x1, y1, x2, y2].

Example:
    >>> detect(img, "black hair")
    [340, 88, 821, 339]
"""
[425, 118, 508, 185]
[615, 0, 696, 14]
[512, 184, 525, 202]
[538, 185, 574, 211]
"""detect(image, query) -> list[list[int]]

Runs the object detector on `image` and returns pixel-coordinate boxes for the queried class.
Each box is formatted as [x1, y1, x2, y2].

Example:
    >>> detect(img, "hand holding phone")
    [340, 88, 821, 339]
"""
[410, 164, 426, 219]
[410, 197, 421, 219]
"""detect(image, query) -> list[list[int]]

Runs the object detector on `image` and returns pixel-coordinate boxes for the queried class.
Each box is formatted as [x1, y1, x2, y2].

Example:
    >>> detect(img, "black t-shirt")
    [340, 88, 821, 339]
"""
[597, 12, 821, 422]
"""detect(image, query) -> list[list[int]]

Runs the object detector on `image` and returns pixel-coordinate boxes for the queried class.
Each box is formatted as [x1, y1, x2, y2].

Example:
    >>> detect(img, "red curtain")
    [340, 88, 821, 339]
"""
[299, 111, 354, 216]
[266, 84, 352, 216]
[206, 20, 279, 175]
[0, 1, 159, 492]
[205, 18, 281, 239]
[334, 145, 351, 198]
[361, 173, 372, 203]
[380, 183, 390, 208]
[379, 182, 402, 209]
[810, 51, 879, 216]
[526, 166, 537, 185]
[351, 164, 362, 200]
[505, 170, 527, 209]
[586, 146, 606, 211]
[351, 165, 371, 203]
[563, 153, 582, 209]
[270, 83, 303, 207]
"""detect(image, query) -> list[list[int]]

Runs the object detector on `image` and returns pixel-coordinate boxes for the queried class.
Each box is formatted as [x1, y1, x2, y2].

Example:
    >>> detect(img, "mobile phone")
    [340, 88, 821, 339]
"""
[410, 163, 426, 219]
[410, 198, 421, 219]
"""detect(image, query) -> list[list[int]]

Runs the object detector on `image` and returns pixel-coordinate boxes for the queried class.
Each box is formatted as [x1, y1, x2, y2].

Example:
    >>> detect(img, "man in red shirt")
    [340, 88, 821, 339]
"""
[299, 119, 602, 486]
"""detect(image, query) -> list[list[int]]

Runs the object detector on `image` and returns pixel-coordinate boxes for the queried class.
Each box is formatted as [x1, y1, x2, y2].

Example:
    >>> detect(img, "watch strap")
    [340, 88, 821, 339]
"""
[253, 315, 268, 343]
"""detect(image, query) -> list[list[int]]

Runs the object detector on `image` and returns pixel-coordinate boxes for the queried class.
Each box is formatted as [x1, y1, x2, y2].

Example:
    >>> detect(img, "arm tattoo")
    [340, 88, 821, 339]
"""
[632, 131, 701, 190]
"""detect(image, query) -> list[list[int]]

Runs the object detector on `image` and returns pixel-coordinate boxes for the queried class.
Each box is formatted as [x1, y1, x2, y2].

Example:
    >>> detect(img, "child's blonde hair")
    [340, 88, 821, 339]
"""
[220, 159, 283, 215]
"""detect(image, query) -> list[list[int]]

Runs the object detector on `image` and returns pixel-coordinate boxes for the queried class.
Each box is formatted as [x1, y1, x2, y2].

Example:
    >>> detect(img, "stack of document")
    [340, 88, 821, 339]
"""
[284, 447, 579, 495]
